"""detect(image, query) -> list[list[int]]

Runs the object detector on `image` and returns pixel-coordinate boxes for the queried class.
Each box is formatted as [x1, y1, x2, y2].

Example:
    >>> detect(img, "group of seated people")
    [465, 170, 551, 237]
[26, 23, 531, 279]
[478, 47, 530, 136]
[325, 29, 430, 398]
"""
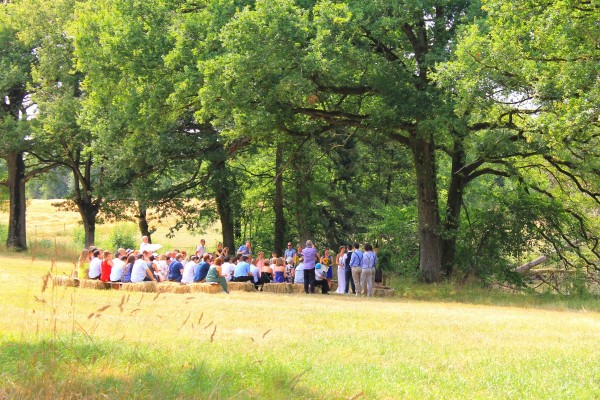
[76, 237, 377, 296]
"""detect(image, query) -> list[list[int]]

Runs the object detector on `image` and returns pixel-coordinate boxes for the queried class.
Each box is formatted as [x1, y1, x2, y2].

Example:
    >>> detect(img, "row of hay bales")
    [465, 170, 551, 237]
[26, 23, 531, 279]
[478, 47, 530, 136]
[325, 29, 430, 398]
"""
[53, 276, 394, 296]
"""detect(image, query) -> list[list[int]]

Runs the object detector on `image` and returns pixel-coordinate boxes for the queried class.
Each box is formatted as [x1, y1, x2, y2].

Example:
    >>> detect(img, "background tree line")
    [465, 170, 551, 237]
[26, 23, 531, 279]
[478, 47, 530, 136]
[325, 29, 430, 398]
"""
[1, 0, 598, 284]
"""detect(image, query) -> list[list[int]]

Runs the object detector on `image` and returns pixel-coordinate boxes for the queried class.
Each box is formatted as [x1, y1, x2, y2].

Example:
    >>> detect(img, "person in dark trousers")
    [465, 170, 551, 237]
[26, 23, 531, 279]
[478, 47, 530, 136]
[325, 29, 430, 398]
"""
[344, 243, 355, 294]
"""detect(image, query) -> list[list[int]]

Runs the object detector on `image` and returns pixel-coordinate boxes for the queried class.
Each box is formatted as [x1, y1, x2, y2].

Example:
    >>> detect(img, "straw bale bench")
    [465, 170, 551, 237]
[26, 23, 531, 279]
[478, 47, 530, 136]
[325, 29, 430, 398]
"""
[53, 275, 79, 288]
[227, 281, 256, 292]
[79, 279, 111, 290]
[189, 282, 222, 294]
[122, 281, 158, 293]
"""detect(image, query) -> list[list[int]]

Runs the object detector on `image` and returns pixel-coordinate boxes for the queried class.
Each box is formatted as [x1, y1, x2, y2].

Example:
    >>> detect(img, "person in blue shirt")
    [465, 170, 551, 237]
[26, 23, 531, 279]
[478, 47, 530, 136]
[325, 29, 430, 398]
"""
[194, 254, 211, 282]
[168, 253, 184, 282]
[237, 241, 252, 256]
[284, 242, 296, 260]
[232, 254, 253, 282]
[349, 243, 364, 296]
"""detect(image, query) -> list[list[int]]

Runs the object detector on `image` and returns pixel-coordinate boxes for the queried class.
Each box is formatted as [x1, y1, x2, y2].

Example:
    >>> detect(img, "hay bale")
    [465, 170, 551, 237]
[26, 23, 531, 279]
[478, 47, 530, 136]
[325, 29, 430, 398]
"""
[79, 279, 110, 290]
[263, 283, 293, 294]
[291, 284, 307, 293]
[157, 282, 191, 294]
[53, 275, 79, 288]
[189, 282, 222, 294]
[373, 287, 395, 297]
[227, 281, 255, 292]
[122, 282, 158, 293]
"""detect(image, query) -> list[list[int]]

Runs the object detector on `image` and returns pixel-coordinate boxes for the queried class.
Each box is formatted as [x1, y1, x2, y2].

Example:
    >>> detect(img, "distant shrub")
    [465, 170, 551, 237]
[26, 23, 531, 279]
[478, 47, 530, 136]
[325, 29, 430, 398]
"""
[72, 226, 85, 248]
[107, 224, 137, 252]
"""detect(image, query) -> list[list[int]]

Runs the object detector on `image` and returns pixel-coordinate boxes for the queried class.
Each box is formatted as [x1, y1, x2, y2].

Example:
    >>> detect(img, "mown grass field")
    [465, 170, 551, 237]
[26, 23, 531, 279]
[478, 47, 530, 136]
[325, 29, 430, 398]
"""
[0, 199, 220, 258]
[1, 252, 599, 399]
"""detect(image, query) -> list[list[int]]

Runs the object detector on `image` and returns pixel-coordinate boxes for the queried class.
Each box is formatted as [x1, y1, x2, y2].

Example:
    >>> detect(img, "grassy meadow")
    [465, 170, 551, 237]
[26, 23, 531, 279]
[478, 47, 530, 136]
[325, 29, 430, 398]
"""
[1, 200, 600, 398]
[1, 253, 600, 399]
[0, 199, 221, 259]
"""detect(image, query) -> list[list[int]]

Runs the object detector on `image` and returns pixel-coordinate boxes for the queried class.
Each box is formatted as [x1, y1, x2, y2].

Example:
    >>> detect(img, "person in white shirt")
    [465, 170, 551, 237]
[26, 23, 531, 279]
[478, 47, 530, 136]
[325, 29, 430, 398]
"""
[294, 261, 305, 284]
[195, 239, 207, 257]
[131, 254, 156, 283]
[88, 250, 102, 279]
[110, 255, 126, 282]
[181, 256, 198, 284]
[221, 256, 235, 281]
[139, 236, 153, 253]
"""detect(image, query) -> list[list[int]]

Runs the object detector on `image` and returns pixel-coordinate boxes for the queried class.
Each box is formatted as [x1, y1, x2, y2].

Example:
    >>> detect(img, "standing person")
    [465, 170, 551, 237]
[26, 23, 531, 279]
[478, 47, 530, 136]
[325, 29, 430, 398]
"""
[320, 248, 334, 291]
[206, 257, 229, 293]
[88, 250, 102, 280]
[256, 251, 266, 271]
[237, 241, 252, 256]
[294, 244, 303, 266]
[301, 240, 318, 294]
[284, 242, 296, 260]
[344, 243, 355, 294]
[100, 250, 113, 282]
[335, 246, 347, 294]
[350, 242, 364, 296]
[361, 243, 378, 296]
[195, 239, 207, 257]
[215, 242, 225, 258]
[139, 236, 152, 252]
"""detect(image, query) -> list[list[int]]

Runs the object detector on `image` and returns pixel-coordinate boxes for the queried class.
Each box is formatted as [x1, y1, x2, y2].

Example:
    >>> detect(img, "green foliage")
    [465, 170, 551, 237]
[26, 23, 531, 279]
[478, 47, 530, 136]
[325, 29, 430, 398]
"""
[71, 226, 85, 248]
[0, 223, 7, 245]
[104, 224, 137, 253]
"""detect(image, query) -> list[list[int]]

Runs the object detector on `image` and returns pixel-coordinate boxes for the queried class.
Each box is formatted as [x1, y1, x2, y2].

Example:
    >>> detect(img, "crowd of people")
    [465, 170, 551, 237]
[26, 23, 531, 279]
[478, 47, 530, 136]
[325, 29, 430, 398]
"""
[76, 237, 379, 296]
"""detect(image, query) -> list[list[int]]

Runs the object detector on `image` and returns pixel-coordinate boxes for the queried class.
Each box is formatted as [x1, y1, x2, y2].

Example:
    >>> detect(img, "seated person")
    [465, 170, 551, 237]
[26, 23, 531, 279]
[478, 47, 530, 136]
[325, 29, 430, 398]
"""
[110, 255, 127, 282]
[194, 254, 211, 282]
[88, 250, 102, 280]
[121, 254, 136, 283]
[182, 256, 198, 284]
[273, 257, 287, 283]
[285, 257, 295, 283]
[314, 263, 330, 294]
[221, 256, 235, 281]
[131, 254, 157, 283]
[168, 253, 185, 282]
[232, 255, 253, 282]
[206, 257, 229, 294]
[294, 261, 305, 284]
[261, 258, 273, 283]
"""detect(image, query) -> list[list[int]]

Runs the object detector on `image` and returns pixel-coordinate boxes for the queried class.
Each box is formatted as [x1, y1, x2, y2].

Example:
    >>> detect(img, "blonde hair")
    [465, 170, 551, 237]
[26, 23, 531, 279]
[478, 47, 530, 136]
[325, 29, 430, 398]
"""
[78, 249, 89, 265]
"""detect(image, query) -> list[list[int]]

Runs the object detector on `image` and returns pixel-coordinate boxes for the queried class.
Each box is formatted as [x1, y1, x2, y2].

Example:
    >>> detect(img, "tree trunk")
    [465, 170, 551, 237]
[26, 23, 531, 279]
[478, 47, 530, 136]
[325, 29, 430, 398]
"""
[212, 163, 236, 255]
[6, 151, 27, 251]
[441, 138, 467, 277]
[273, 143, 286, 257]
[411, 136, 442, 282]
[137, 204, 152, 243]
[79, 200, 100, 248]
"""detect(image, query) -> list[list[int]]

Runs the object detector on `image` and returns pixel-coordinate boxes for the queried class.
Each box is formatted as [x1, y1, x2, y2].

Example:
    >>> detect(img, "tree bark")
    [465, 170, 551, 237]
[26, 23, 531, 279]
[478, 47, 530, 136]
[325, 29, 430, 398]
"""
[411, 135, 442, 282]
[273, 143, 286, 257]
[212, 159, 236, 255]
[137, 203, 152, 243]
[441, 137, 467, 277]
[6, 151, 27, 251]
[78, 200, 100, 248]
